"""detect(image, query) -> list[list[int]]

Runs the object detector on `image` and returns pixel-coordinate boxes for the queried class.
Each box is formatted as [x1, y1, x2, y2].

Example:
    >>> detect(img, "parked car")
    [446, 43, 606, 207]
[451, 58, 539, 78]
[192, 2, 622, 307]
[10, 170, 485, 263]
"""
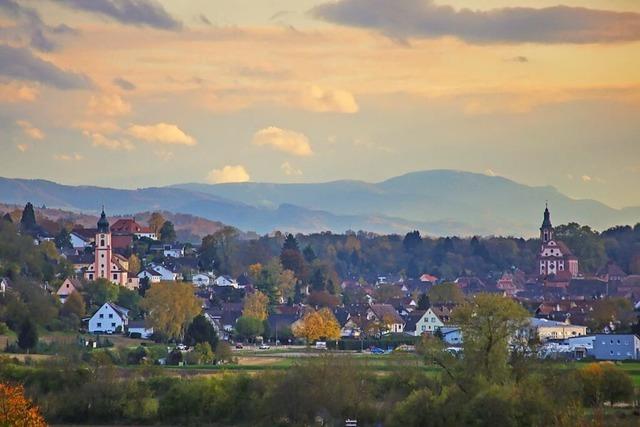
[176, 344, 188, 351]
[315, 341, 328, 350]
[259, 344, 271, 350]
[235, 343, 244, 349]
[370, 347, 385, 355]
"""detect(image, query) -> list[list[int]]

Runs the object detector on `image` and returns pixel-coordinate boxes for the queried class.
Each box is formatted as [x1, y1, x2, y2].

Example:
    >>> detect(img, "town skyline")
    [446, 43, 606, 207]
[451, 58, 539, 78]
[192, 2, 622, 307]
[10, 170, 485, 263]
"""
[1, 0, 640, 208]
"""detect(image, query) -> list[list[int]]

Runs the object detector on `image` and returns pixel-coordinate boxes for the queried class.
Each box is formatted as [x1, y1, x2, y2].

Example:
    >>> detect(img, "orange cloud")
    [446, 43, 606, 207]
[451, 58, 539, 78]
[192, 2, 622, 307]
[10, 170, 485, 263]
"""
[252, 126, 312, 156]
[16, 120, 44, 140]
[127, 123, 196, 146]
[206, 165, 251, 183]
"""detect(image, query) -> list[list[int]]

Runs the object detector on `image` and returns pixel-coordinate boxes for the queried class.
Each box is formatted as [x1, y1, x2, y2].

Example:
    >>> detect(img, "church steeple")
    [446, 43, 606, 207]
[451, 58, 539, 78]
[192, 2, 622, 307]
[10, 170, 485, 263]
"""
[97, 207, 110, 233]
[540, 203, 553, 243]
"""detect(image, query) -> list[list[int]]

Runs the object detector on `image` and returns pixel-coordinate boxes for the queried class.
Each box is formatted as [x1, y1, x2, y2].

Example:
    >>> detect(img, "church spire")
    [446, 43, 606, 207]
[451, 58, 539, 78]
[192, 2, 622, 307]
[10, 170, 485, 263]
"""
[540, 203, 553, 243]
[97, 207, 110, 233]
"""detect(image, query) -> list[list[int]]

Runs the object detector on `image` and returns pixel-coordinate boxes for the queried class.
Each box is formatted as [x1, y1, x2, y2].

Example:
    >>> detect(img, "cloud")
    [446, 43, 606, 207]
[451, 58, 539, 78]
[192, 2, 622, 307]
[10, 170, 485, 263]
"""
[113, 77, 136, 91]
[0, 44, 92, 90]
[16, 143, 28, 152]
[127, 123, 196, 146]
[0, 0, 76, 51]
[58, 0, 182, 30]
[297, 86, 359, 113]
[252, 126, 313, 156]
[16, 120, 44, 140]
[88, 93, 131, 116]
[281, 161, 303, 176]
[84, 131, 134, 151]
[54, 153, 83, 161]
[581, 175, 592, 182]
[312, 0, 640, 44]
[0, 83, 39, 102]
[206, 165, 251, 184]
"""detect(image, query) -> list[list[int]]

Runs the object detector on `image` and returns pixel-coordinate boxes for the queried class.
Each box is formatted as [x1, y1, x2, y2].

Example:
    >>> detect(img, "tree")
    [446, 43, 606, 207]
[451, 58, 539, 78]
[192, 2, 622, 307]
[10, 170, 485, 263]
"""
[417, 293, 430, 310]
[54, 228, 71, 249]
[403, 230, 422, 253]
[281, 234, 305, 277]
[61, 291, 86, 319]
[2, 212, 12, 223]
[84, 278, 119, 308]
[17, 318, 38, 352]
[140, 282, 201, 341]
[200, 227, 239, 275]
[0, 383, 46, 427]
[128, 254, 141, 275]
[193, 342, 214, 365]
[116, 288, 142, 318]
[577, 363, 634, 406]
[185, 314, 218, 348]
[215, 341, 233, 364]
[453, 294, 528, 383]
[20, 202, 36, 231]
[428, 282, 465, 304]
[588, 298, 635, 332]
[303, 245, 317, 263]
[159, 220, 176, 243]
[293, 308, 340, 343]
[148, 212, 166, 236]
[235, 316, 264, 341]
[243, 290, 269, 321]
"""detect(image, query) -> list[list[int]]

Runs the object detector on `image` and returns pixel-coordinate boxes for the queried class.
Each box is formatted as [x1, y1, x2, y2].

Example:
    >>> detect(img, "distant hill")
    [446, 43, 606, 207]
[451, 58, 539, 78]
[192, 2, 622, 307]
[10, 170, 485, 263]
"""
[0, 203, 230, 243]
[1, 170, 639, 236]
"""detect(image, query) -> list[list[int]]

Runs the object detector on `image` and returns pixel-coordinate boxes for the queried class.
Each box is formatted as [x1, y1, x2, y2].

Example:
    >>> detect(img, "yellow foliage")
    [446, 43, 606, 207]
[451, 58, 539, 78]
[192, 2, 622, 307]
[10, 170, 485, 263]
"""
[293, 308, 341, 342]
[243, 290, 269, 321]
[140, 282, 201, 340]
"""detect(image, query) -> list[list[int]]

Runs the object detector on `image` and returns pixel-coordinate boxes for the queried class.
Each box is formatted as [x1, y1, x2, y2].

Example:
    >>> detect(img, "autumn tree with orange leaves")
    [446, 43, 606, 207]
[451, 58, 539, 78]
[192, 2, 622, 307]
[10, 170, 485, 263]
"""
[0, 383, 46, 426]
[293, 308, 341, 343]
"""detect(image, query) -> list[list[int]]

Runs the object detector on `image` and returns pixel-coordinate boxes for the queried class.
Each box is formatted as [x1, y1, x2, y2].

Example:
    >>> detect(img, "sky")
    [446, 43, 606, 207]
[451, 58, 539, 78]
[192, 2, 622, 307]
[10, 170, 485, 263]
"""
[0, 0, 639, 208]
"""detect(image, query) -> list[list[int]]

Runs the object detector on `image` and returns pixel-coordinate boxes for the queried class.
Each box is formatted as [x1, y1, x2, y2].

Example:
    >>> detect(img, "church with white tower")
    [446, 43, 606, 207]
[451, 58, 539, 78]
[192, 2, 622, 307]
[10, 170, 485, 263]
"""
[537, 205, 579, 278]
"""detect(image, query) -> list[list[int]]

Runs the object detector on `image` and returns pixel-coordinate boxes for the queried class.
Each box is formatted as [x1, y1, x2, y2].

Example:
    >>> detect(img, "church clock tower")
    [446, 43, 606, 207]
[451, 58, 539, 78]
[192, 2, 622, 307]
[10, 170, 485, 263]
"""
[95, 208, 112, 280]
[540, 204, 553, 243]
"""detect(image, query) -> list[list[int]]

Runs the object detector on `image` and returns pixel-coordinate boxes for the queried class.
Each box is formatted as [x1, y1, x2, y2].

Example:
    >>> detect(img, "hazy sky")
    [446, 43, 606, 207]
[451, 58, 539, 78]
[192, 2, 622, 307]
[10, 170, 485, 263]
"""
[1, 0, 639, 208]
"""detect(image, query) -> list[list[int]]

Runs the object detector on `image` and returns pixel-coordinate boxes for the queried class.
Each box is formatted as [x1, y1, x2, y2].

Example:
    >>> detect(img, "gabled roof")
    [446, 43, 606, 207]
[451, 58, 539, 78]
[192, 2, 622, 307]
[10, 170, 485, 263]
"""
[369, 304, 404, 325]
[139, 269, 162, 277]
[107, 302, 130, 317]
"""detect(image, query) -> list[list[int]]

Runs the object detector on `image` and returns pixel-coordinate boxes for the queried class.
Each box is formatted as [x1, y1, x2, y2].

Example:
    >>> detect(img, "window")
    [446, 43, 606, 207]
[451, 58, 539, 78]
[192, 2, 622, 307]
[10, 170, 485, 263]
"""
[97, 322, 101, 327]
[109, 314, 113, 319]
[101, 254, 105, 258]
[111, 323, 116, 327]
[88, 274, 93, 280]
[99, 314, 104, 318]
[113, 274, 117, 280]
[610, 350, 614, 355]
[100, 239, 105, 246]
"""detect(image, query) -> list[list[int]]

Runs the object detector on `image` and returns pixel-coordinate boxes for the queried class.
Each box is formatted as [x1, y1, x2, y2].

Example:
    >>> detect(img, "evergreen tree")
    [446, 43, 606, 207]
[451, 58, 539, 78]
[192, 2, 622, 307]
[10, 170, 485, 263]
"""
[17, 318, 38, 352]
[303, 245, 317, 263]
[185, 314, 219, 348]
[282, 234, 299, 252]
[20, 202, 36, 231]
[159, 221, 176, 243]
[54, 228, 72, 249]
[417, 293, 431, 310]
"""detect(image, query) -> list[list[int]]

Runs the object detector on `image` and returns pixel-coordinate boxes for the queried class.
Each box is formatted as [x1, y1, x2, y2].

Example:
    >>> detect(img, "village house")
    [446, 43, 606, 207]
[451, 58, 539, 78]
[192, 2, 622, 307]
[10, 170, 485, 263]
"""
[150, 263, 180, 281]
[138, 269, 162, 283]
[214, 275, 238, 288]
[110, 218, 157, 240]
[367, 304, 405, 334]
[88, 302, 130, 334]
[192, 273, 213, 287]
[56, 277, 82, 303]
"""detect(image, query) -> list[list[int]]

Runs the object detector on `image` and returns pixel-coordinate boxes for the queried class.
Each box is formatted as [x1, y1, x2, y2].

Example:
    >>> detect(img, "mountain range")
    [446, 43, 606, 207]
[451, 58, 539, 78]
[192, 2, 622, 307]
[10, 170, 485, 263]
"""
[1, 170, 638, 237]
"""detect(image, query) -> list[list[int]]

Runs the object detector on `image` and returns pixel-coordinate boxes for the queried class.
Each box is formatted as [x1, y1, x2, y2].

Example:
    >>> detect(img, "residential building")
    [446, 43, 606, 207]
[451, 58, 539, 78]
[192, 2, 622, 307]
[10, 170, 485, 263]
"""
[214, 275, 238, 287]
[592, 334, 640, 360]
[110, 218, 157, 240]
[192, 273, 213, 287]
[88, 302, 129, 334]
[56, 277, 82, 303]
[367, 304, 405, 334]
[127, 321, 154, 339]
[138, 269, 162, 283]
